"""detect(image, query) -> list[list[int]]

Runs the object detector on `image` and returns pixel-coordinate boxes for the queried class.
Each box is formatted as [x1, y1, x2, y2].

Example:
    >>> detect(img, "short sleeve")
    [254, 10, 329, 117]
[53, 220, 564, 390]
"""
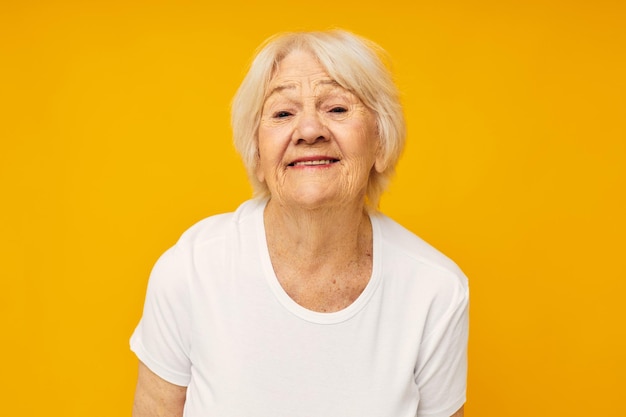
[130, 245, 192, 386]
[414, 275, 469, 417]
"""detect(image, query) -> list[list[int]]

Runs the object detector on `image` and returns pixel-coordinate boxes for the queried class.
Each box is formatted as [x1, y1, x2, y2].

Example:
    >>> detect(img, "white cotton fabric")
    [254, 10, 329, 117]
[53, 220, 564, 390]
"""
[130, 199, 469, 417]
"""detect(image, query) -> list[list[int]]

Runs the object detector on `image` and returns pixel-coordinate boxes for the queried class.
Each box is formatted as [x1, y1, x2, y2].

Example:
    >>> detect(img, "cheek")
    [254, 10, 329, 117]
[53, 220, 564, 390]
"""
[257, 127, 272, 158]
[349, 126, 379, 167]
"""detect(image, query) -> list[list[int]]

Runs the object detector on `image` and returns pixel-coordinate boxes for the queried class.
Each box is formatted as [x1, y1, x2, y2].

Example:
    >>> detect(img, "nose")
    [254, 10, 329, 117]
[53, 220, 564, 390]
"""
[292, 108, 330, 144]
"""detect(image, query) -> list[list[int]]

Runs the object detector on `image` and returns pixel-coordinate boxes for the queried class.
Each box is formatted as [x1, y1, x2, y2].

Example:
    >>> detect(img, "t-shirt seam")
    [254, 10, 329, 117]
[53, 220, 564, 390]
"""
[383, 238, 464, 284]
[419, 285, 469, 346]
[132, 336, 191, 386]
[417, 392, 466, 417]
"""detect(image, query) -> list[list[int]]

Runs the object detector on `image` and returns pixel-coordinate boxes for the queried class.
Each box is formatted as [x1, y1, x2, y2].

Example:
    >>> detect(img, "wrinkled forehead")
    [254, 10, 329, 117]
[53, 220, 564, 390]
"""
[265, 48, 354, 96]
[265, 79, 347, 102]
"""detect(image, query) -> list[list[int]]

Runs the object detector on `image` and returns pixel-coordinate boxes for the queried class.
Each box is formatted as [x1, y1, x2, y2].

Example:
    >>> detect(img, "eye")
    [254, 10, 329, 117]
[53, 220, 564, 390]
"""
[329, 107, 347, 113]
[274, 111, 292, 118]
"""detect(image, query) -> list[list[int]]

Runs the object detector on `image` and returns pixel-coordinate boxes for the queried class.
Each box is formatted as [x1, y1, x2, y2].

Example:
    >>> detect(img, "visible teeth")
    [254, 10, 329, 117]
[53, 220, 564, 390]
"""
[293, 159, 333, 166]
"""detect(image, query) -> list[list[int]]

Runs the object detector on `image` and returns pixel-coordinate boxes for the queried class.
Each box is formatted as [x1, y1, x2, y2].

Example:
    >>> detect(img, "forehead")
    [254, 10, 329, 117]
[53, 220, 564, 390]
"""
[273, 49, 327, 79]
[266, 50, 345, 95]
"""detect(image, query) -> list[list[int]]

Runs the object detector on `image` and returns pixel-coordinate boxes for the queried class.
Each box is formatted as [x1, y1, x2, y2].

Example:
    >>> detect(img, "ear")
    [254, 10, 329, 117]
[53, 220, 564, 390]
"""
[254, 150, 265, 183]
[374, 141, 387, 174]
[372, 118, 387, 174]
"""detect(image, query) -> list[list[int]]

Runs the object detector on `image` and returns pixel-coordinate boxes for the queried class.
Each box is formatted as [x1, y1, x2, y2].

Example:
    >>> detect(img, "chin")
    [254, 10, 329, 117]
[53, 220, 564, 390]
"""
[273, 185, 327, 206]
[291, 195, 336, 210]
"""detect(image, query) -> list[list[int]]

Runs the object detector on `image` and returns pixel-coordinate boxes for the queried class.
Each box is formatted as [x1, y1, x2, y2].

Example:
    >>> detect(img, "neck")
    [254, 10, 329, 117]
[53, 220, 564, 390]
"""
[263, 198, 375, 312]
[263, 198, 372, 264]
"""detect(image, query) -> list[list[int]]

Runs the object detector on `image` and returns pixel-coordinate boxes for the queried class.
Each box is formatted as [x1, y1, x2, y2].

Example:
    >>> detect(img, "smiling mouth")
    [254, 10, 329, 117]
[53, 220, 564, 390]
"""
[288, 159, 339, 167]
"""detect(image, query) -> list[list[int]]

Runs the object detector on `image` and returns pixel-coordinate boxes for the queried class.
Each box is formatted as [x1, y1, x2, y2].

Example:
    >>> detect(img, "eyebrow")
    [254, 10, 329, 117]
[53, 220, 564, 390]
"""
[265, 79, 342, 100]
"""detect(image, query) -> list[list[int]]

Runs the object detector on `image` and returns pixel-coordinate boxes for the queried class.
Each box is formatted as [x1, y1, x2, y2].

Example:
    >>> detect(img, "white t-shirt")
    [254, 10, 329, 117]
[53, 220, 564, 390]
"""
[131, 199, 468, 417]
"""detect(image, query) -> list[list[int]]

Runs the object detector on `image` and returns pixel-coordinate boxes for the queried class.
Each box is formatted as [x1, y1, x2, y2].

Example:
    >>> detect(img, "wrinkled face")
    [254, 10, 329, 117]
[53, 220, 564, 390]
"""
[256, 50, 383, 210]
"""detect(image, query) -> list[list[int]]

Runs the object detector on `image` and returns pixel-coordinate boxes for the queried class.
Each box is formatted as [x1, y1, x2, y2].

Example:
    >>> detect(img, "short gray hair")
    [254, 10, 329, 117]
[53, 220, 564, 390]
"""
[231, 29, 406, 209]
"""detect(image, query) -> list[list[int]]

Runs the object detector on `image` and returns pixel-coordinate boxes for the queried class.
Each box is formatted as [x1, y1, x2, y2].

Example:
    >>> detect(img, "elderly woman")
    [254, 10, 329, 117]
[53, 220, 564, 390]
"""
[131, 30, 468, 417]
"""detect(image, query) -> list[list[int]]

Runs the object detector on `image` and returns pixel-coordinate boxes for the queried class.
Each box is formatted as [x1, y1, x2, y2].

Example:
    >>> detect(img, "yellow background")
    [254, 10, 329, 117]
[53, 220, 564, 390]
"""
[1, 1, 624, 415]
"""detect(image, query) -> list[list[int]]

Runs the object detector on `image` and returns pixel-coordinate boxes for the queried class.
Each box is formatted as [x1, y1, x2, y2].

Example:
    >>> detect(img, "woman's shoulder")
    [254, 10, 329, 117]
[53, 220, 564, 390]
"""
[374, 213, 467, 288]
[174, 198, 265, 249]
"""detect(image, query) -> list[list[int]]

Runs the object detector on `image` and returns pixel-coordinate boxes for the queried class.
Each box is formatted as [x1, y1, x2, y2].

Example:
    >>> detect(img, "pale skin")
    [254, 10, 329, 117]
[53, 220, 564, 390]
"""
[132, 49, 464, 417]
[133, 362, 186, 417]
[257, 50, 381, 312]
